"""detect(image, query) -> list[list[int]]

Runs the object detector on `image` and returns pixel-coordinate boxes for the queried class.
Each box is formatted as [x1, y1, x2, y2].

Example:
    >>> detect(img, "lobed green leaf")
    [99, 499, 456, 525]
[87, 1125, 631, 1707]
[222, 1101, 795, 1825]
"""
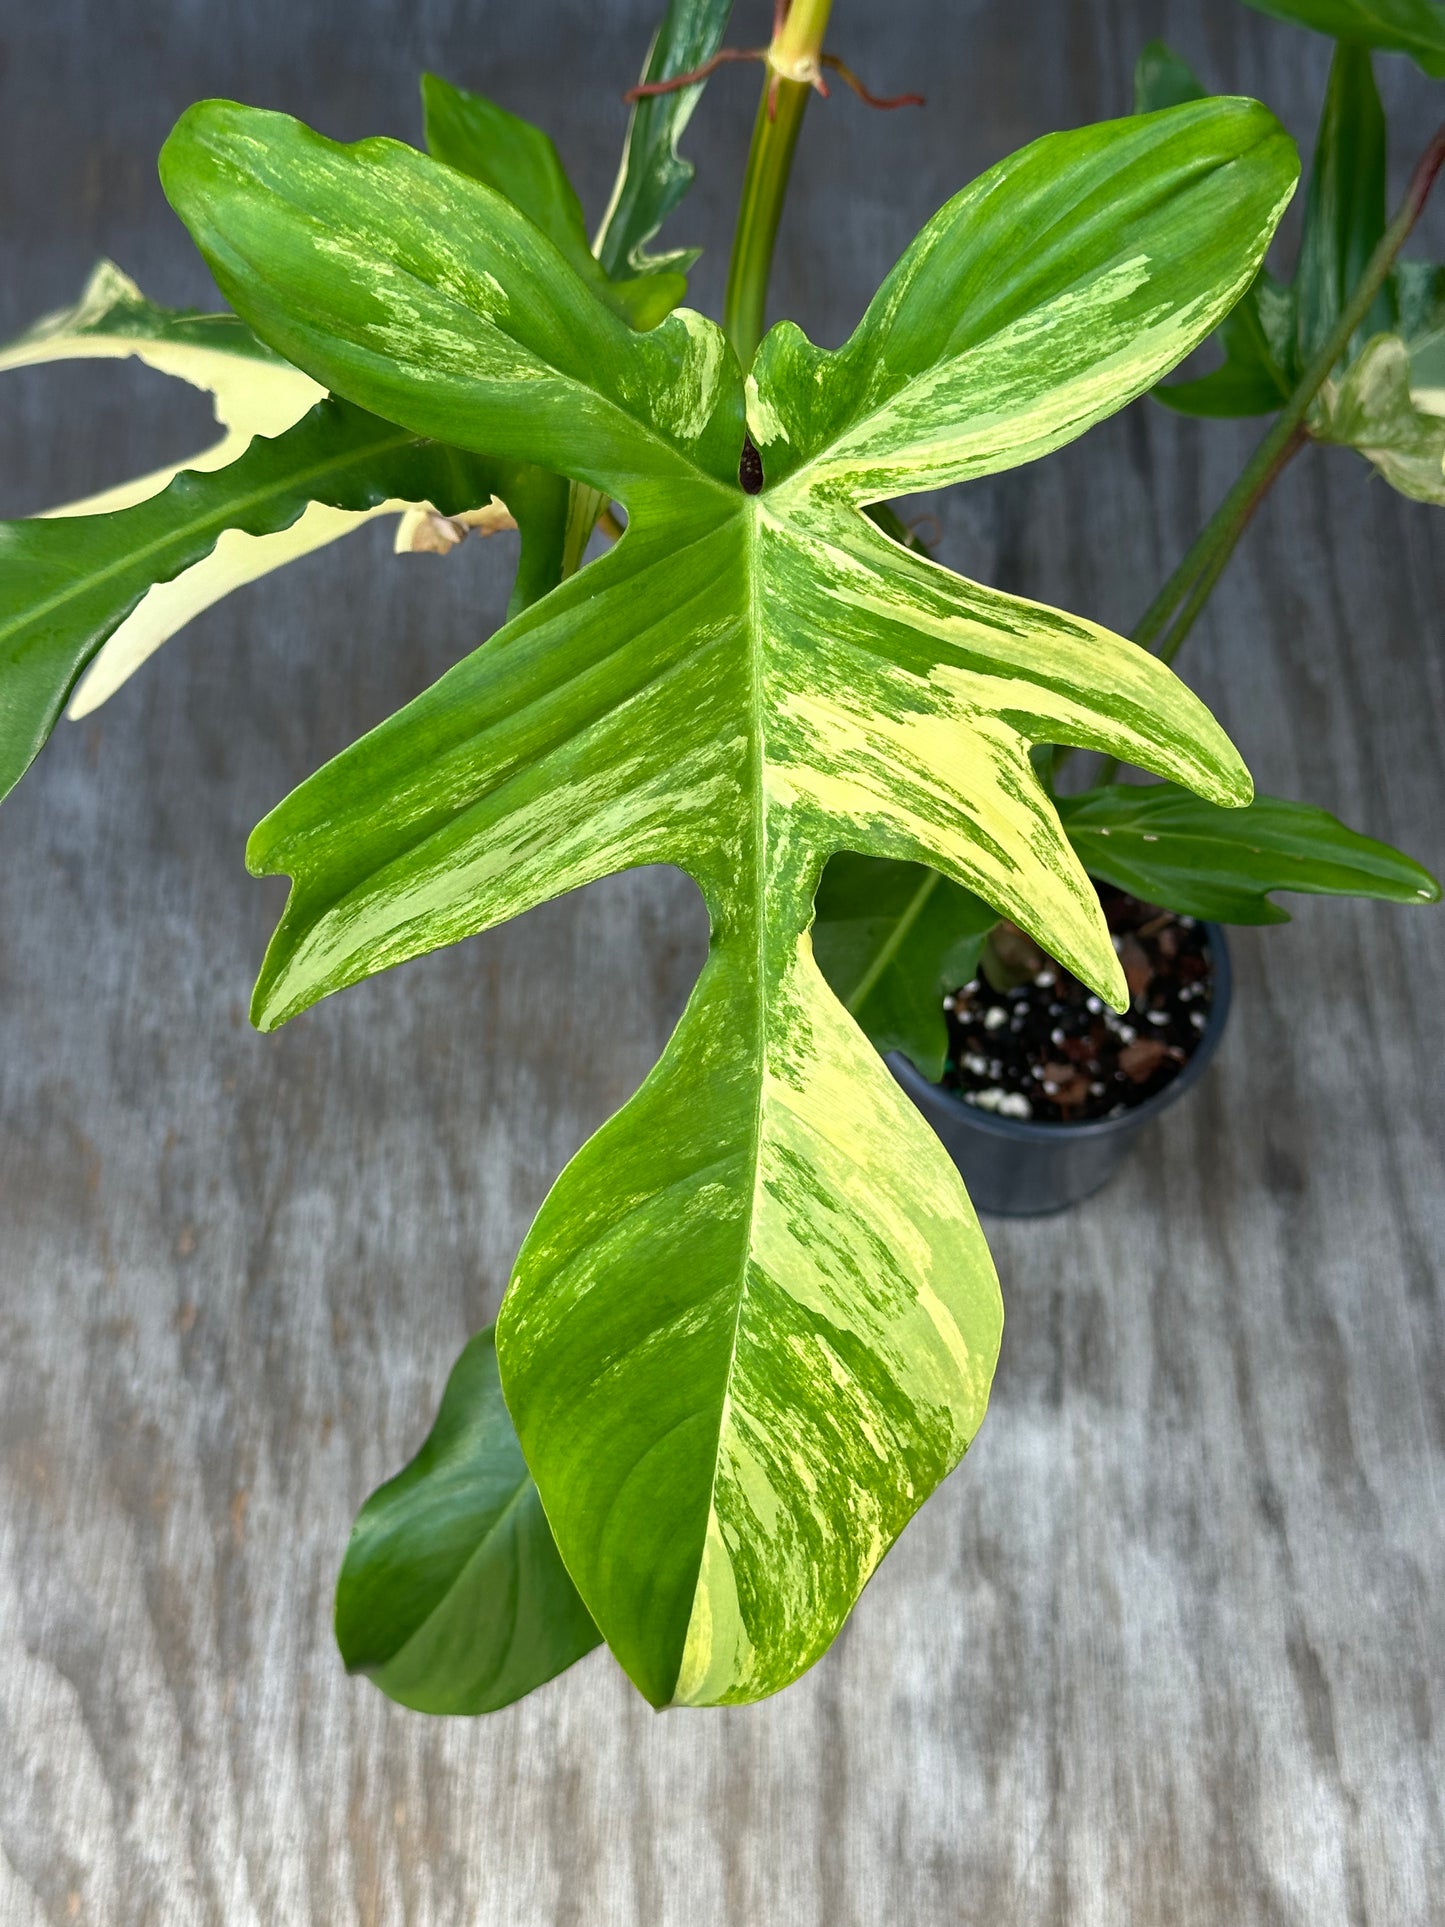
[160, 103, 745, 497]
[1058, 782, 1441, 922]
[748, 100, 1299, 499]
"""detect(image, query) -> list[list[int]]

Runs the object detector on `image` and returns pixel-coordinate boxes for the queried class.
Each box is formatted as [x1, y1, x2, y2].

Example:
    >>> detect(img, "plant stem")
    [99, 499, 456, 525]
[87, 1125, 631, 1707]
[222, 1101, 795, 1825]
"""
[1155, 427, 1306, 667]
[723, 0, 835, 367]
[1131, 121, 1445, 659]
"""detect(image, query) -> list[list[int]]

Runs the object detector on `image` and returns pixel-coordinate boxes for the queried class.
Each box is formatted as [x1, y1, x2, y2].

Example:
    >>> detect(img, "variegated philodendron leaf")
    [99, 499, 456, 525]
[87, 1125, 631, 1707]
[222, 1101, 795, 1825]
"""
[1315, 332, 1445, 501]
[593, 0, 733, 282]
[0, 260, 410, 718]
[160, 95, 1294, 1706]
[0, 398, 567, 803]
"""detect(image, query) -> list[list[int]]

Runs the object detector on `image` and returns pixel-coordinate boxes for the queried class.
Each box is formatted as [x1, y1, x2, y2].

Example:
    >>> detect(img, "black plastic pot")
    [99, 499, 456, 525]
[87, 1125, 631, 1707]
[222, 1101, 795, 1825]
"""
[889, 925, 1232, 1217]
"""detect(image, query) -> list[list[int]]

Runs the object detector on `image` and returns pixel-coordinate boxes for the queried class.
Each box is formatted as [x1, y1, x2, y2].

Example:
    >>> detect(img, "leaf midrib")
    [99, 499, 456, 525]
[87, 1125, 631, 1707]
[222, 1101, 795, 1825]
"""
[668, 496, 770, 1703]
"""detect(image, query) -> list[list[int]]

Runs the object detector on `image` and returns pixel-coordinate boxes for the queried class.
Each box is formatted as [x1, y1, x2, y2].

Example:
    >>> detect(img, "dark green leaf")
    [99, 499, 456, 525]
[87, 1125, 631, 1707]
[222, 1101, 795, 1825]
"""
[336, 1325, 601, 1714]
[0, 397, 564, 804]
[1133, 40, 1208, 113]
[1237, 0, 1445, 77]
[1296, 41, 1393, 367]
[421, 74, 681, 330]
[1058, 782, 1441, 923]
[813, 854, 997, 1081]
[422, 73, 592, 261]
[594, 0, 733, 281]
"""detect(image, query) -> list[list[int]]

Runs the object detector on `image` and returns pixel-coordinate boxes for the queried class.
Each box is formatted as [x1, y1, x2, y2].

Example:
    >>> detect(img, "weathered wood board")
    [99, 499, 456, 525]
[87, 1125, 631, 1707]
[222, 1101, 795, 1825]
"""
[0, 3, 1441, 1921]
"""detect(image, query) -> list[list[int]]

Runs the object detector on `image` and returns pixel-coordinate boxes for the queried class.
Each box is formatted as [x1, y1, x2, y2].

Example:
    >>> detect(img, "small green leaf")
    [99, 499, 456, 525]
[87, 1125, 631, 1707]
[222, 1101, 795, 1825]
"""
[594, 0, 733, 282]
[421, 73, 681, 330]
[813, 854, 997, 1080]
[422, 73, 593, 261]
[1058, 782, 1441, 923]
[0, 397, 564, 803]
[1133, 40, 1208, 113]
[1315, 331, 1445, 501]
[1295, 41, 1393, 369]
[336, 1325, 601, 1715]
[1237, 0, 1445, 77]
[160, 97, 1291, 1705]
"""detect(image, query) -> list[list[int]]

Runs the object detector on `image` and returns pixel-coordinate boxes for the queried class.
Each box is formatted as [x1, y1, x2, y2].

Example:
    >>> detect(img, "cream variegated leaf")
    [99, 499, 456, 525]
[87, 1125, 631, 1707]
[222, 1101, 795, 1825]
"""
[0, 397, 568, 803]
[160, 96, 1295, 1704]
[1316, 332, 1445, 503]
[0, 261, 427, 719]
[0, 258, 325, 474]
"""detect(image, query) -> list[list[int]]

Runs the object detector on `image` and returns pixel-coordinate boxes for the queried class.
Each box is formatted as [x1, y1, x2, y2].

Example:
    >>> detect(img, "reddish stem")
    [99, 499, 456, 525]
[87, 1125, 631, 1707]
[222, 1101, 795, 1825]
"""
[626, 47, 766, 101]
[820, 53, 924, 109]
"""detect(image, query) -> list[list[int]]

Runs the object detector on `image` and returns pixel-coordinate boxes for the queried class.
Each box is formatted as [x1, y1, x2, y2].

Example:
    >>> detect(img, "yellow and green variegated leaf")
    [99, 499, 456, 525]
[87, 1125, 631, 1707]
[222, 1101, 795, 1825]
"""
[0, 397, 565, 802]
[813, 854, 997, 1080]
[1315, 331, 1445, 501]
[161, 105, 742, 499]
[160, 97, 1293, 1705]
[745, 100, 1298, 500]
[335, 1324, 600, 1714]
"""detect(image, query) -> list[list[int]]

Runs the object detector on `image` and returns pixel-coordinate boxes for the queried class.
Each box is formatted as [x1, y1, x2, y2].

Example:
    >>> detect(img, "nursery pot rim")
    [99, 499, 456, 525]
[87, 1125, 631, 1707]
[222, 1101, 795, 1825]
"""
[889, 919, 1233, 1142]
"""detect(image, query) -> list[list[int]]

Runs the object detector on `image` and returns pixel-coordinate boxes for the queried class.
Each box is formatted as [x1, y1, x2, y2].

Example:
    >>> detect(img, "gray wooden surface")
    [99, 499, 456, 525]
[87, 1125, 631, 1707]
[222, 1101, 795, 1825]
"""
[1, 2, 1442, 1922]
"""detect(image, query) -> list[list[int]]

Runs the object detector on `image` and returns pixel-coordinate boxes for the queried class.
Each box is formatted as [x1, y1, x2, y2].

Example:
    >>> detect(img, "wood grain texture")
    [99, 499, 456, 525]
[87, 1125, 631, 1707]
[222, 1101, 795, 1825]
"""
[0, 2, 1441, 1921]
